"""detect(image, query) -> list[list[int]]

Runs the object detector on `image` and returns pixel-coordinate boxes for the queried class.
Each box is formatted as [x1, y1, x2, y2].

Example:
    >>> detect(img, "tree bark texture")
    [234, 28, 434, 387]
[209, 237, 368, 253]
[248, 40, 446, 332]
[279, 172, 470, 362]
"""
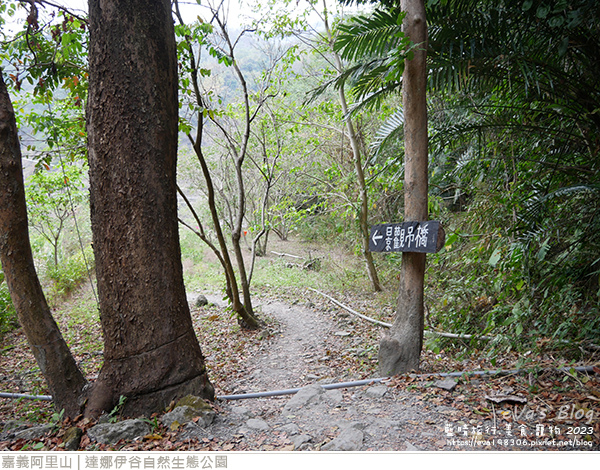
[379, 0, 429, 376]
[0, 72, 87, 417]
[86, 0, 214, 416]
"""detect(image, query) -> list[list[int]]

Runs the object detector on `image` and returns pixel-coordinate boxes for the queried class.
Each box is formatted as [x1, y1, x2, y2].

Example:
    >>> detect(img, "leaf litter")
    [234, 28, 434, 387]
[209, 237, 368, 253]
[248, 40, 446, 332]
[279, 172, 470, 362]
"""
[0, 282, 599, 451]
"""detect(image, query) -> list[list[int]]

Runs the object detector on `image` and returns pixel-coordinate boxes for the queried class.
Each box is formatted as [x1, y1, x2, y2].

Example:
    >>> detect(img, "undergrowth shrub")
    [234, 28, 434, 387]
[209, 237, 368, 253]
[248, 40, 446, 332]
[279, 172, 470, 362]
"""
[427, 193, 600, 359]
[46, 246, 95, 299]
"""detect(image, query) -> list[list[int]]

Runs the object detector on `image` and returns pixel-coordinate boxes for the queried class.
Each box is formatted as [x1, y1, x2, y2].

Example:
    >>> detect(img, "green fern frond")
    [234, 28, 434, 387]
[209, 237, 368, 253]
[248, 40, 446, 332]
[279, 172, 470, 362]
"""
[332, 7, 412, 107]
[371, 107, 404, 155]
[334, 8, 407, 63]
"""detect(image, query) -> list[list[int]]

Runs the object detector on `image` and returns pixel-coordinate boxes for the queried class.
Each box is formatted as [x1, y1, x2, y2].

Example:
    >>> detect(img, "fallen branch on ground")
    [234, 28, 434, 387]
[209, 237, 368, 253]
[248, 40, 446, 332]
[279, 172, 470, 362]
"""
[308, 288, 494, 340]
[309, 287, 393, 328]
[271, 251, 303, 259]
[273, 252, 321, 271]
[430, 330, 494, 341]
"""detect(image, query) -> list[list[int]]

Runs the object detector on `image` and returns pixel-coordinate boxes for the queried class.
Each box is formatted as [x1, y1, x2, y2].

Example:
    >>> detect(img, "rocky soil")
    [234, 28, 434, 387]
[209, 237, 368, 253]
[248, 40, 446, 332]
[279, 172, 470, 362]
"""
[199, 295, 452, 451]
[1, 290, 599, 452]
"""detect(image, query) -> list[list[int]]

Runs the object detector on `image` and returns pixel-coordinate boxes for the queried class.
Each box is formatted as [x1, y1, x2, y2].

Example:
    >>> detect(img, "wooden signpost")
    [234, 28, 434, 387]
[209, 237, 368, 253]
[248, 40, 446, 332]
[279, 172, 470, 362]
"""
[369, 221, 445, 254]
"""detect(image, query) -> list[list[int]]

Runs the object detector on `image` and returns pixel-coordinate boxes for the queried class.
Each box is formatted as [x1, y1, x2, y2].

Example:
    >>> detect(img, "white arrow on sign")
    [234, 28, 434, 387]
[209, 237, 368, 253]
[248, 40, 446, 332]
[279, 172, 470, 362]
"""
[372, 231, 383, 246]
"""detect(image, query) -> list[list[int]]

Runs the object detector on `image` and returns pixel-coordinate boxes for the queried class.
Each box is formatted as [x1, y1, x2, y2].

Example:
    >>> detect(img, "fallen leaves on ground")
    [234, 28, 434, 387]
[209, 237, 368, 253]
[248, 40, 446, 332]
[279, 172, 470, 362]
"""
[0, 284, 598, 451]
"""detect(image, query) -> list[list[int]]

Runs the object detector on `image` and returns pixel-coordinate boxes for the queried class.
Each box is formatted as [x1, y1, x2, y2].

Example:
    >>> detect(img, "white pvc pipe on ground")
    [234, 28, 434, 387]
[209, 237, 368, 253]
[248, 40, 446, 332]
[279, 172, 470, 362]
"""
[1, 365, 596, 402]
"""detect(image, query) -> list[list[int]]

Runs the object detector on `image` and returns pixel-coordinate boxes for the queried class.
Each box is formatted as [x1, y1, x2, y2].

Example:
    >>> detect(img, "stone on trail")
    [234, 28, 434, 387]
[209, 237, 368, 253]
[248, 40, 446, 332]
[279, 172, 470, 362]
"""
[177, 395, 215, 413]
[434, 378, 458, 392]
[321, 427, 364, 451]
[230, 405, 253, 419]
[13, 424, 54, 441]
[279, 423, 300, 435]
[161, 395, 216, 429]
[87, 419, 152, 445]
[282, 384, 325, 413]
[323, 388, 343, 405]
[63, 426, 83, 451]
[245, 418, 269, 431]
[291, 434, 311, 449]
[161, 405, 215, 429]
[364, 385, 388, 398]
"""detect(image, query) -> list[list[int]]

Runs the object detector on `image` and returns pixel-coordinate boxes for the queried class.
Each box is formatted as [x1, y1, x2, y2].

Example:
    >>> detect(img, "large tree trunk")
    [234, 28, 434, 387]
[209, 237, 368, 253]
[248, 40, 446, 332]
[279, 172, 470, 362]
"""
[379, 0, 429, 376]
[86, 0, 214, 417]
[0, 72, 87, 417]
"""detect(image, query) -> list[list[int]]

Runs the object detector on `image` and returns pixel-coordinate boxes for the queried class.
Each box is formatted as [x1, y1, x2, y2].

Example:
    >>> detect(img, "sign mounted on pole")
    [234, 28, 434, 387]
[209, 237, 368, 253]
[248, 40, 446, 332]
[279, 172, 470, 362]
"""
[369, 221, 445, 254]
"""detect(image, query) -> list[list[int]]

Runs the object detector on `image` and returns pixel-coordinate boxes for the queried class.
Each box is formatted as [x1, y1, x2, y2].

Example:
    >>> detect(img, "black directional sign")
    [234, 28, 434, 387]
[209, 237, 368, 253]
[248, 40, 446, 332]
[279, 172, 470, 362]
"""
[369, 221, 444, 254]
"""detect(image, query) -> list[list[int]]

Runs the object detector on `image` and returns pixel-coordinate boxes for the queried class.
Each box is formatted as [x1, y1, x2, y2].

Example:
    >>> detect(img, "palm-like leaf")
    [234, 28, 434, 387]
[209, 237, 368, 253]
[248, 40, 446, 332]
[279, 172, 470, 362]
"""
[520, 184, 600, 228]
[334, 8, 406, 62]
[371, 107, 404, 155]
[428, 0, 600, 119]
[333, 7, 412, 103]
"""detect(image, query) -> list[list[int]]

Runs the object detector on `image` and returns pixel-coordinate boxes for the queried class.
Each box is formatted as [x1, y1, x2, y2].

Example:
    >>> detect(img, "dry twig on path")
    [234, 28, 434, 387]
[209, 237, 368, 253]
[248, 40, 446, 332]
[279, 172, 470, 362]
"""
[308, 288, 494, 340]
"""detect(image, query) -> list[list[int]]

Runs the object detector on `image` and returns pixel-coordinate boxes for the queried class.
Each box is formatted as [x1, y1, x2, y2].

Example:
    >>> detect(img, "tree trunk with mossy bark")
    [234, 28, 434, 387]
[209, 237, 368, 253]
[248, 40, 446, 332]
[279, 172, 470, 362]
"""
[85, 0, 214, 417]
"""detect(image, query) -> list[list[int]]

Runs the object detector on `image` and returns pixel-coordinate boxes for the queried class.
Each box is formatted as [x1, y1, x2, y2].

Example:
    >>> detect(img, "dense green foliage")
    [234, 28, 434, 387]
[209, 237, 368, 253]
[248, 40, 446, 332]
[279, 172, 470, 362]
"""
[334, 0, 600, 355]
[0, 1, 90, 337]
[427, 0, 600, 355]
